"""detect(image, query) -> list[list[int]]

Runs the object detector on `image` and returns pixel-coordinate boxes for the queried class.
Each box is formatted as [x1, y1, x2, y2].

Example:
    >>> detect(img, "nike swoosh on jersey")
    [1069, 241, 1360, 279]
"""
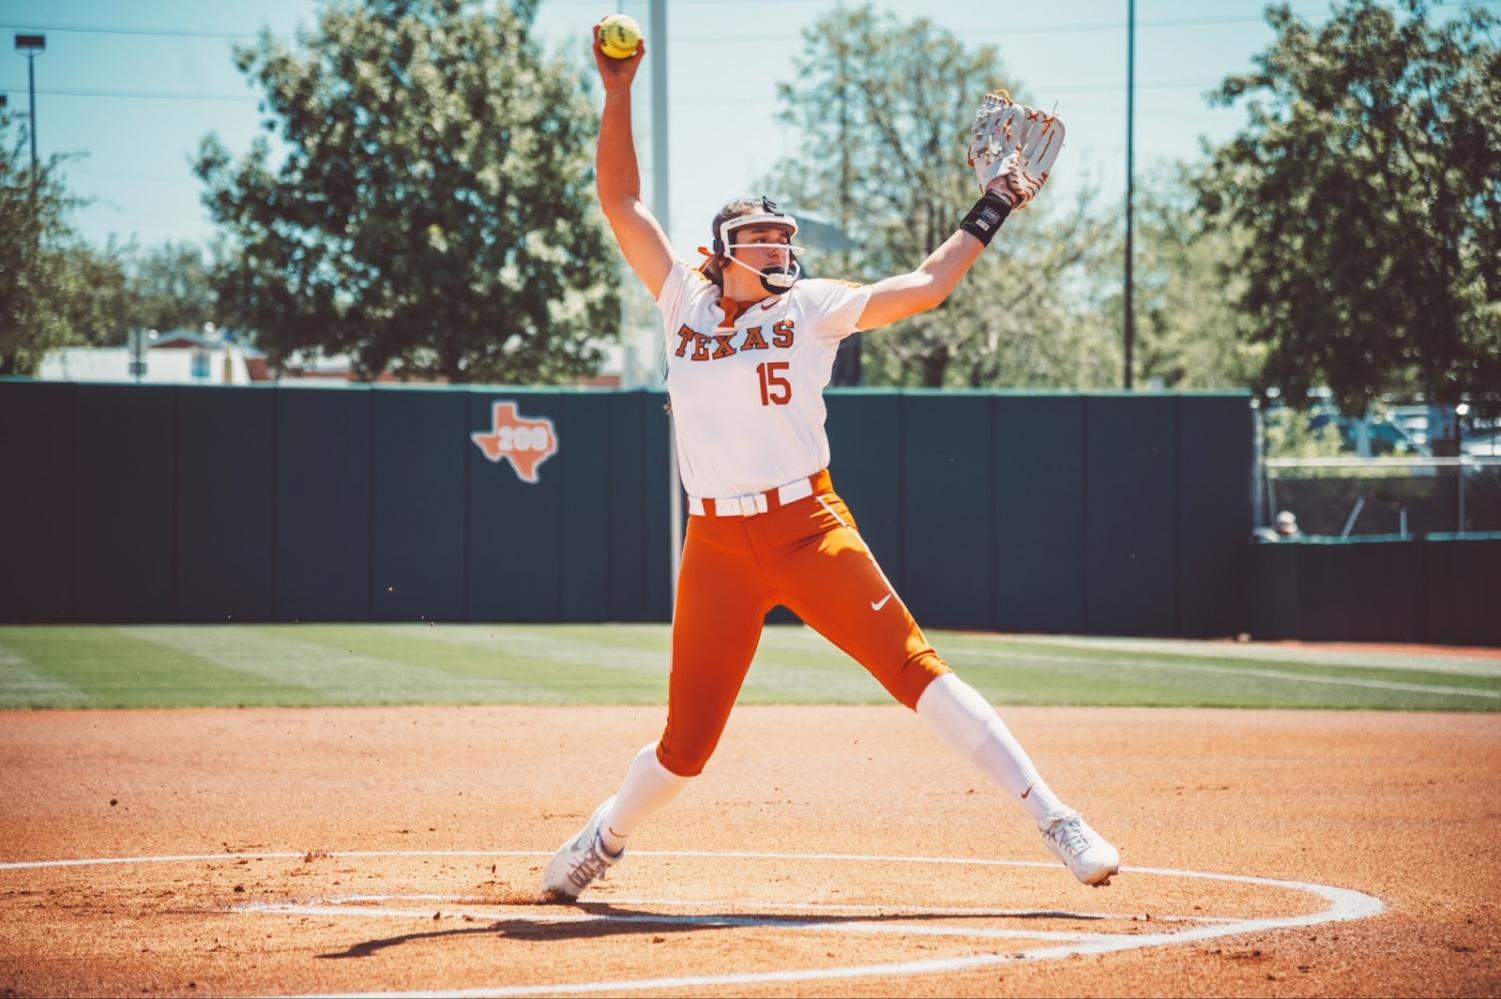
[870, 593, 893, 611]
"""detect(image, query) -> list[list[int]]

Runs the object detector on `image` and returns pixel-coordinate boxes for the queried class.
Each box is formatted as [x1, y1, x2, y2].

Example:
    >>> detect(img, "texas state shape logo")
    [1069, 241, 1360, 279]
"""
[471, 401, 558, 484]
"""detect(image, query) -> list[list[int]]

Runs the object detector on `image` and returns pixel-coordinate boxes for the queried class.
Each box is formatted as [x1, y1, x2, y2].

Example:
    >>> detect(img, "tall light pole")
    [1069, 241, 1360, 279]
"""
[649, 2, 668, 246]
[1123, 2, 1135, 390]
[648, 0, 684, 601]
[14, 33, 45, 184]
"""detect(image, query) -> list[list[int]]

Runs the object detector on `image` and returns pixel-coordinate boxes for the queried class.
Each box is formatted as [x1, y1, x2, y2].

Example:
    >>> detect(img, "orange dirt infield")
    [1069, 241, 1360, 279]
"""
[1, 705, 1499, 998]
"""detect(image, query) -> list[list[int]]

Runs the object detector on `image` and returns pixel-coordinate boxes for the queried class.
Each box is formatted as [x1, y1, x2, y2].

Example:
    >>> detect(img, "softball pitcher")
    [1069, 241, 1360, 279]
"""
[544, 26, 1118, 899]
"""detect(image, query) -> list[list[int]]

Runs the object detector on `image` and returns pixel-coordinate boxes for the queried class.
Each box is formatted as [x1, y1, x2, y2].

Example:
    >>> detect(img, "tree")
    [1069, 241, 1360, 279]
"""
[767, 5, 1119, 388]
[1198, 0, 1501, 419]
[1, 115, 218, 374]
[127, 241, 217, 336]
[1096, 164, 1265, 390]
[0, 115, 72, 375]
[0, 115, 137, 373]
[57, 238, 138, 347]
[196, 0, 617, 382]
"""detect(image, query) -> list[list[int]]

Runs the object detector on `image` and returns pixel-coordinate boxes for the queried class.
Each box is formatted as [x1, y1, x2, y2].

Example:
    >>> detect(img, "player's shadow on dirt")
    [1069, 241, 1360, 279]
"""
[318, 923, 501, 958]
[316, 904, 1107, 959]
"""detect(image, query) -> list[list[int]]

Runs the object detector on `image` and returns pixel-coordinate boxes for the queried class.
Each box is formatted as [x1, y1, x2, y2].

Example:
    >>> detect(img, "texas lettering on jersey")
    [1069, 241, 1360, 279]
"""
[674, 319, 795, 361]
[471, 401, 558, 484]
[655, 262, 869, 499]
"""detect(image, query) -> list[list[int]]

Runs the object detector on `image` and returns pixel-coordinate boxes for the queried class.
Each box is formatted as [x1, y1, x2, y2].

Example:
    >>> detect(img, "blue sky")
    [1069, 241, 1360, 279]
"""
[0, 0, 1411, 258]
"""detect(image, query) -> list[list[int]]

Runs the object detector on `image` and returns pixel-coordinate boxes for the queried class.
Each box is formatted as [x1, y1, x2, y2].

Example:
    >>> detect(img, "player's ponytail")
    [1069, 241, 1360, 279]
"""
[696, 251, 727, 289]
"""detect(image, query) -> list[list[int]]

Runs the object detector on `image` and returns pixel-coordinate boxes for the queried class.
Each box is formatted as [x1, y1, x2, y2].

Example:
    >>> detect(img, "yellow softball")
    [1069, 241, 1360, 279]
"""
[597, 14, 642, 59]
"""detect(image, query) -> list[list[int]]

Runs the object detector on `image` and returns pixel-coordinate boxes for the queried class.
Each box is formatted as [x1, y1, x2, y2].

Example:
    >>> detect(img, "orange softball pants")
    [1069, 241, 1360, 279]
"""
[656, 472, 951, 777]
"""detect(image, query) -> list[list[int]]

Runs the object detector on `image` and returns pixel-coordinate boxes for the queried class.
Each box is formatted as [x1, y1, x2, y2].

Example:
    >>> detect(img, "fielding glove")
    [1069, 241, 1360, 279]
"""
[967, 90, 1065, 210]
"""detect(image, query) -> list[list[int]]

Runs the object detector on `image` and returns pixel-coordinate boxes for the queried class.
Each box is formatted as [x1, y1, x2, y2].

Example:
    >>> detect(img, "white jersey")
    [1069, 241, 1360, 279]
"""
[655, 261, 871, 499]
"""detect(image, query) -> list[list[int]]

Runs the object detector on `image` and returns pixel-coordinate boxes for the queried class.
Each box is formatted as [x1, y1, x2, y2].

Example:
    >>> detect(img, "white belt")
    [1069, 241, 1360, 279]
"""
[687, 475, 819, 518]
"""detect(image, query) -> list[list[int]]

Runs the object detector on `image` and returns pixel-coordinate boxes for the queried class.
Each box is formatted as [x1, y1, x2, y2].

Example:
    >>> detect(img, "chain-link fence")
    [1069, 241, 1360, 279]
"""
[1258, 457, 1501, 538]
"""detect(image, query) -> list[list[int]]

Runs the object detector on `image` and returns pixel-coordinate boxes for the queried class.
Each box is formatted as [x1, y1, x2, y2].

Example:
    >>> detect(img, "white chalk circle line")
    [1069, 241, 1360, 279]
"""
[0, 849, 1384, 998]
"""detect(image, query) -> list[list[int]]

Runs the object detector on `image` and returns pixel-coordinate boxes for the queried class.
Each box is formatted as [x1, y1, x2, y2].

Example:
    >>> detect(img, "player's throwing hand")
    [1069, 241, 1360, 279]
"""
[591, 20, 644, 91]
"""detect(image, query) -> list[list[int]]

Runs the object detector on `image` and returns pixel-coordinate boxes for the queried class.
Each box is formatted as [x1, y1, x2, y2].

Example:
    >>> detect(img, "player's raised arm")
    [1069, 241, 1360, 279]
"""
[857, 231, 986, 332]
[592, 24, 674, 299]
[858, 92, 1064, 332]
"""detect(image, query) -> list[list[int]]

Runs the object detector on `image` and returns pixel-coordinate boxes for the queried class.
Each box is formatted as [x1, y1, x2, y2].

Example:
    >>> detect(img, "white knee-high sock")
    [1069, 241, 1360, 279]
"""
[599, 742, 689, 855]
[916, 673, 1067, 826]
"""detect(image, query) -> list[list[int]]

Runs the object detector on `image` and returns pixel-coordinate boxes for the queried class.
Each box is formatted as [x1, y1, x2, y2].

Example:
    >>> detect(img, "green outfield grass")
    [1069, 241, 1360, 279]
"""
[0, 623, 1497, 712]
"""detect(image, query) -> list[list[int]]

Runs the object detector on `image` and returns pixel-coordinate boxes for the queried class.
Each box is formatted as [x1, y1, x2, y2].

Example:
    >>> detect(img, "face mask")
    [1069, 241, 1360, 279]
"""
[711, 201, 805, 294]
[723, 242, 802, 292]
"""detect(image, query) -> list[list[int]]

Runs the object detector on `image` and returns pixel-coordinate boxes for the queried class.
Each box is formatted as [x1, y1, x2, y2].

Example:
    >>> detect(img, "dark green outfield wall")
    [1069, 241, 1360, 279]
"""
[1248, 533, 1501, 645]
[1, 381, 1252, 636]
[1, 382, 673, 626]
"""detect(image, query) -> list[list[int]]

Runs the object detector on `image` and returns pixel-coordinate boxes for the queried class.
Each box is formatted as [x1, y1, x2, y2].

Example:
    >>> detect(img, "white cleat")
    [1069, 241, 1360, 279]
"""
[542, 796, 622, 901]
[1040, 810, 1120, 887]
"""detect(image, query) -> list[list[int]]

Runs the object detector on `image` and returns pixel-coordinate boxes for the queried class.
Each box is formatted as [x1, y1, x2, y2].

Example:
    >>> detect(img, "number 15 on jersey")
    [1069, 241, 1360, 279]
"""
[757, 362, 791, 406]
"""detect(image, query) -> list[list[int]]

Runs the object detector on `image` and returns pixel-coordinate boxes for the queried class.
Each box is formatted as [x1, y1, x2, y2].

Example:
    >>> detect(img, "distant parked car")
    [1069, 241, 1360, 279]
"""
[1464, 428, 1501, 457]
[1307, 409, 1432, 456]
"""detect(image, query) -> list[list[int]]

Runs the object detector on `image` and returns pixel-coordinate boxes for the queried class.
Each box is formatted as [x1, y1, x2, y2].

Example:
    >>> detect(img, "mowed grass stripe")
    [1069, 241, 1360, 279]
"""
[937, 635, 1501, 702]
[1013, 634, 1501, 678]
[742, 628, 901, 703]
[408, 623, 889, 704]
[746, 626, 1354, 707]
[0, 641, 92, 708]
[258, 624, 667, 703]
[520, 623, 672, 656]
[944, 635, 1482, 693]
[963, 635, 1501, 690]
[119, 625, 554, 705]
[538, 621, 895, 703]
[932, 638, 1500, 709]
[0, 626, 319, 708]
[949, 651, 1415, 709]
[454, 623, 1314, 706]
[715, 626, 1501, 709]
[933, 638, 1319, 708]
[402, 624, 669, 676]
[0, 624, 1495, 711]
